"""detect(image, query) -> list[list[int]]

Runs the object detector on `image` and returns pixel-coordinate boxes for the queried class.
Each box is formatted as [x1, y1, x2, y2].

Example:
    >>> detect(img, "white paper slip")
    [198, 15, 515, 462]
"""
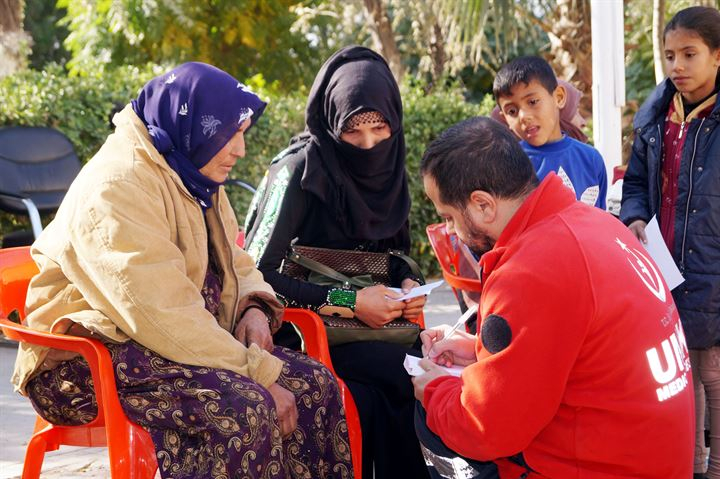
[388, 280, 444, 301]
[642, 216, 685, 291]
[403, 354, 465, 378]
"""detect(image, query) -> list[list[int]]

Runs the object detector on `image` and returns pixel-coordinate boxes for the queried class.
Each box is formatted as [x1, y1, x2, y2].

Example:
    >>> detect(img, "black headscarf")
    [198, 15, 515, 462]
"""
[296, 46, 410, 241]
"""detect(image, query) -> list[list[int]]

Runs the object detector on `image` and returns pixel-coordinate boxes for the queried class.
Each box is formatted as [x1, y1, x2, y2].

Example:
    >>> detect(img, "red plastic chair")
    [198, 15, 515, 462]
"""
[236, 230, 246, 249]
[0, 246, 158, 479]
[0, 246, 362, 478]
[281, 309, 363, 477]
[426, 223, 483, 296]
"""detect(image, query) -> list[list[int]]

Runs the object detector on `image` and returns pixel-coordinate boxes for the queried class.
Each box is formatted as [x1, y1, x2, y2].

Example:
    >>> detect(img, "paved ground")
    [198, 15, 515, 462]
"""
[0, 282, 460, 478]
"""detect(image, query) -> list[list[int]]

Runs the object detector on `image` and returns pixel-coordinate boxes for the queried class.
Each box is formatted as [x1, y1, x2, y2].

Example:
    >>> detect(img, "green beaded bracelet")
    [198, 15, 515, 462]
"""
[326, 287, 356, 310]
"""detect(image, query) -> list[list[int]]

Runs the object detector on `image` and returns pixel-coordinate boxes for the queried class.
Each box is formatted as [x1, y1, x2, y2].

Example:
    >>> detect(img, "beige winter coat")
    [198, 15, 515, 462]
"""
[12, 106, 284, 394]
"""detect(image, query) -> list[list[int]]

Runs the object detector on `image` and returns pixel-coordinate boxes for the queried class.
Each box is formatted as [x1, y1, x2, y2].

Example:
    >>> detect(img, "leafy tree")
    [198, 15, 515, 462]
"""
[0, 0, 31, 77]
[292, 0, 546, 96]
[24, 0, 70, 69]
[57, 0, 323, 89]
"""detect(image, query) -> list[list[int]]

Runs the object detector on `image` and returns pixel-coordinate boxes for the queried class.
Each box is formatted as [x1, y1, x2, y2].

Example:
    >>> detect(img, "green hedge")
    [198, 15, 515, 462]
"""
[0, 63, 164, 161]
[0, 63, 163, 236]
[0, 65, 493, 274]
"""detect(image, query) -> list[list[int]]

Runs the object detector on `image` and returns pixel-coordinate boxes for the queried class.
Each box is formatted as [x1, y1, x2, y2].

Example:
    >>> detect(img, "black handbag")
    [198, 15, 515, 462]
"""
[283, 245, 424, 347]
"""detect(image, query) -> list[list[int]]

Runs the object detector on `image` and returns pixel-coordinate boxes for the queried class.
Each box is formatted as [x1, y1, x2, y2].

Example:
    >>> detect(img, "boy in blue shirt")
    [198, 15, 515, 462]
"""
[493, 56, 608, 209]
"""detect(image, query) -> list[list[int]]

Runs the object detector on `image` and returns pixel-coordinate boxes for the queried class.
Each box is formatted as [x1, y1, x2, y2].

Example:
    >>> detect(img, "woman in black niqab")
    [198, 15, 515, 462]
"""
[244, 46, 430, 479]
[298, 46, 411, 242]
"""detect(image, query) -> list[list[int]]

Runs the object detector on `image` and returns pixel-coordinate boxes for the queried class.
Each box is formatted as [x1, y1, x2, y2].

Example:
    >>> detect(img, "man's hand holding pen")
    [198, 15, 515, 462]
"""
[412, 306, 479, 402]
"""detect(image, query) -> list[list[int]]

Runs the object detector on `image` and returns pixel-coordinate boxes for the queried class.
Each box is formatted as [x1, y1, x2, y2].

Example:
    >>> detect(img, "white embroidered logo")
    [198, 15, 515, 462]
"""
[615, 238, 666, 302]
[165, 73, 177, 84]
[556, 167, 599, 207]
[178, 103, 188, 116]
[580, 185, 599, 206]
[557, 166, 575, 194]
[201, 115, 222, 137]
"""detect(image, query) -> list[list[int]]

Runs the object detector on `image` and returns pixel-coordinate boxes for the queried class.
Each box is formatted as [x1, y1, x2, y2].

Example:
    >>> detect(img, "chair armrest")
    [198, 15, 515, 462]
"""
[0, 191, 43, 238]
[0, 318, 122, 427]
[281, 308, 335, 374]
[224, 178, 256, 193]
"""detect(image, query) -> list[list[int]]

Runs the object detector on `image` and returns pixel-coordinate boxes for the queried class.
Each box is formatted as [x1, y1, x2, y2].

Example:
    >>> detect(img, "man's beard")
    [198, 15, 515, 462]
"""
[462, 209, 495, 257]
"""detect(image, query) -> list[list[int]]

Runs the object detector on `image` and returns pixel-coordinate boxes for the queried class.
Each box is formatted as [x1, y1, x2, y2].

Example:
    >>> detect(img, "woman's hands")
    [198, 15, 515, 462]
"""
[628, 219, 648, 244]
[355, 285, 405, 328]
[354, 279, 428, 327]
[234, 307, 273, 352]
[401, 278, 426, 319]
[267, 382, 298, 438]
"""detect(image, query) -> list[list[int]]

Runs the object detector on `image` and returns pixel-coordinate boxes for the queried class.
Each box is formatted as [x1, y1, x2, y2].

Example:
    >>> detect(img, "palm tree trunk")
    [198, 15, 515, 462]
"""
[362, 0, 404, 81]
[537, 0, 593, 117]
[0, 0, 29, 77]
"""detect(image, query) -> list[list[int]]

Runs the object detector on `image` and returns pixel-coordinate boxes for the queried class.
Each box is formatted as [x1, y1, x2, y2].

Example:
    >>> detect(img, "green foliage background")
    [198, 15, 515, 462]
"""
[0, 65, 491, 273]
[56, 0, 323, 91]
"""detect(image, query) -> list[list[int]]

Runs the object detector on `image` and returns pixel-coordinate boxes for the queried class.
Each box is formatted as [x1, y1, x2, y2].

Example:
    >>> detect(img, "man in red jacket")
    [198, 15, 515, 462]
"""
[415, 117, 694, 478]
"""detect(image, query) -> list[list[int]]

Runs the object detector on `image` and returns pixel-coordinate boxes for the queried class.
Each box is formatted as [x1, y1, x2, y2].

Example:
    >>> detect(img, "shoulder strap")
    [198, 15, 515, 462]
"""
[388, 250, 425, 283]
[287, 248, 369, 289]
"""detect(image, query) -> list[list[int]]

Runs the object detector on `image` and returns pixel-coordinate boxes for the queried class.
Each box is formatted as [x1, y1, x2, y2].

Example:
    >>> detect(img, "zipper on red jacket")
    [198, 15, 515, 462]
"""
[678, 121, 686, 139]
[679, 117, 706, 274]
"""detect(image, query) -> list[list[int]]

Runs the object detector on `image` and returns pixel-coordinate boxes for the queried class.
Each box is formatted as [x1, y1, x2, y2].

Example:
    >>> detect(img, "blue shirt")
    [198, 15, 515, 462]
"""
[521, 135, 608, 210]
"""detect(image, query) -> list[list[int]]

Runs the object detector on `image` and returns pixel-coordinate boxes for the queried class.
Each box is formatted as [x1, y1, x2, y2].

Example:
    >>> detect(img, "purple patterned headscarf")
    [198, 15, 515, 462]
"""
[131, 62, 266, 209]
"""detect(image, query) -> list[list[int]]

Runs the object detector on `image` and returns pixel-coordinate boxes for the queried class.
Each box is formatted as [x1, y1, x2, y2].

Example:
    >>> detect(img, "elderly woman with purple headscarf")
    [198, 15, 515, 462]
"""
[12, 62, 352, 479]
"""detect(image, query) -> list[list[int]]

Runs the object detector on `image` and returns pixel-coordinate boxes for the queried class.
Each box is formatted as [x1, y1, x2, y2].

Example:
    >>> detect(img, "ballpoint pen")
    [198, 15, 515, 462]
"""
[426, 304, 478, 359]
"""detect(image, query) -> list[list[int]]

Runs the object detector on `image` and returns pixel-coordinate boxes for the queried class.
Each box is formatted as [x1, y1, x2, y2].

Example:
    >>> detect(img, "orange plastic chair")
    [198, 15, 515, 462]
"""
[426, 223, 483, 297]
[234, 235, 362, 475]
[281, 308, 363, 477]
[0, 246, 362, 478]
[0, 246, 158, 479]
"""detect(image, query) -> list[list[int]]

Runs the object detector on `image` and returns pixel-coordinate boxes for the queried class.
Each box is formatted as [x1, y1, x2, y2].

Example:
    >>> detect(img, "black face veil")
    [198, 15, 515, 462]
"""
[298, 46, 411, 241]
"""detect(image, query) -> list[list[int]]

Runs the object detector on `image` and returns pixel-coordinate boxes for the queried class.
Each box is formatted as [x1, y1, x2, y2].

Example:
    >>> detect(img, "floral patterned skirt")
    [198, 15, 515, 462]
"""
[26, 341, 352, 479]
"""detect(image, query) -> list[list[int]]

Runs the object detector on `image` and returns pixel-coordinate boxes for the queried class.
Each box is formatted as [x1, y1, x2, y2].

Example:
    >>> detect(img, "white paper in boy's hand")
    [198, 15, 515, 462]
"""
[403, 354, 464, 377]
[388, 280, 444, 301]
[642, 216, 685, 291]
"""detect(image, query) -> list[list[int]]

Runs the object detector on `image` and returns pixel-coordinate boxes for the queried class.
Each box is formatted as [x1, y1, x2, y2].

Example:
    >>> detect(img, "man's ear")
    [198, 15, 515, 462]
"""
[468, 190, 497, 223]
[554, 84, 567, 109]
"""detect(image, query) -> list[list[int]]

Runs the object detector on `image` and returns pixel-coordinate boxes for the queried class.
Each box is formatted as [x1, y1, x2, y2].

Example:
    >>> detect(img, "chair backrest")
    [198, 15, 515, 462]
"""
[426, 223, 483, 293]
[0, 126, 81, 215]
[0, 246, 38, 320]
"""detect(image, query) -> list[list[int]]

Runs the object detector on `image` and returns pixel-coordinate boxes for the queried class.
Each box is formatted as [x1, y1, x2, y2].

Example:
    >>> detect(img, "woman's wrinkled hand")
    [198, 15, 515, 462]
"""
[400, 278, 426, 320]
[234, 308, 274, 352]
[267, 382, 298, 438]
[628, 219, 648, 244]
[355, 284, 405, 328]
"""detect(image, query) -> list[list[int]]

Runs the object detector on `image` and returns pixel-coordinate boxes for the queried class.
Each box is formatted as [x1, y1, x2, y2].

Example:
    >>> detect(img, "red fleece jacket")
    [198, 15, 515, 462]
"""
[424, 174, 694, 478]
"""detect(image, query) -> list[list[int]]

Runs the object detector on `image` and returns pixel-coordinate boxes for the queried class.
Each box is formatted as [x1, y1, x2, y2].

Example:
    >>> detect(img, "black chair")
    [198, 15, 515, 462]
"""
[224, 178, 256, 194]
[0, 126, 81, 247]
